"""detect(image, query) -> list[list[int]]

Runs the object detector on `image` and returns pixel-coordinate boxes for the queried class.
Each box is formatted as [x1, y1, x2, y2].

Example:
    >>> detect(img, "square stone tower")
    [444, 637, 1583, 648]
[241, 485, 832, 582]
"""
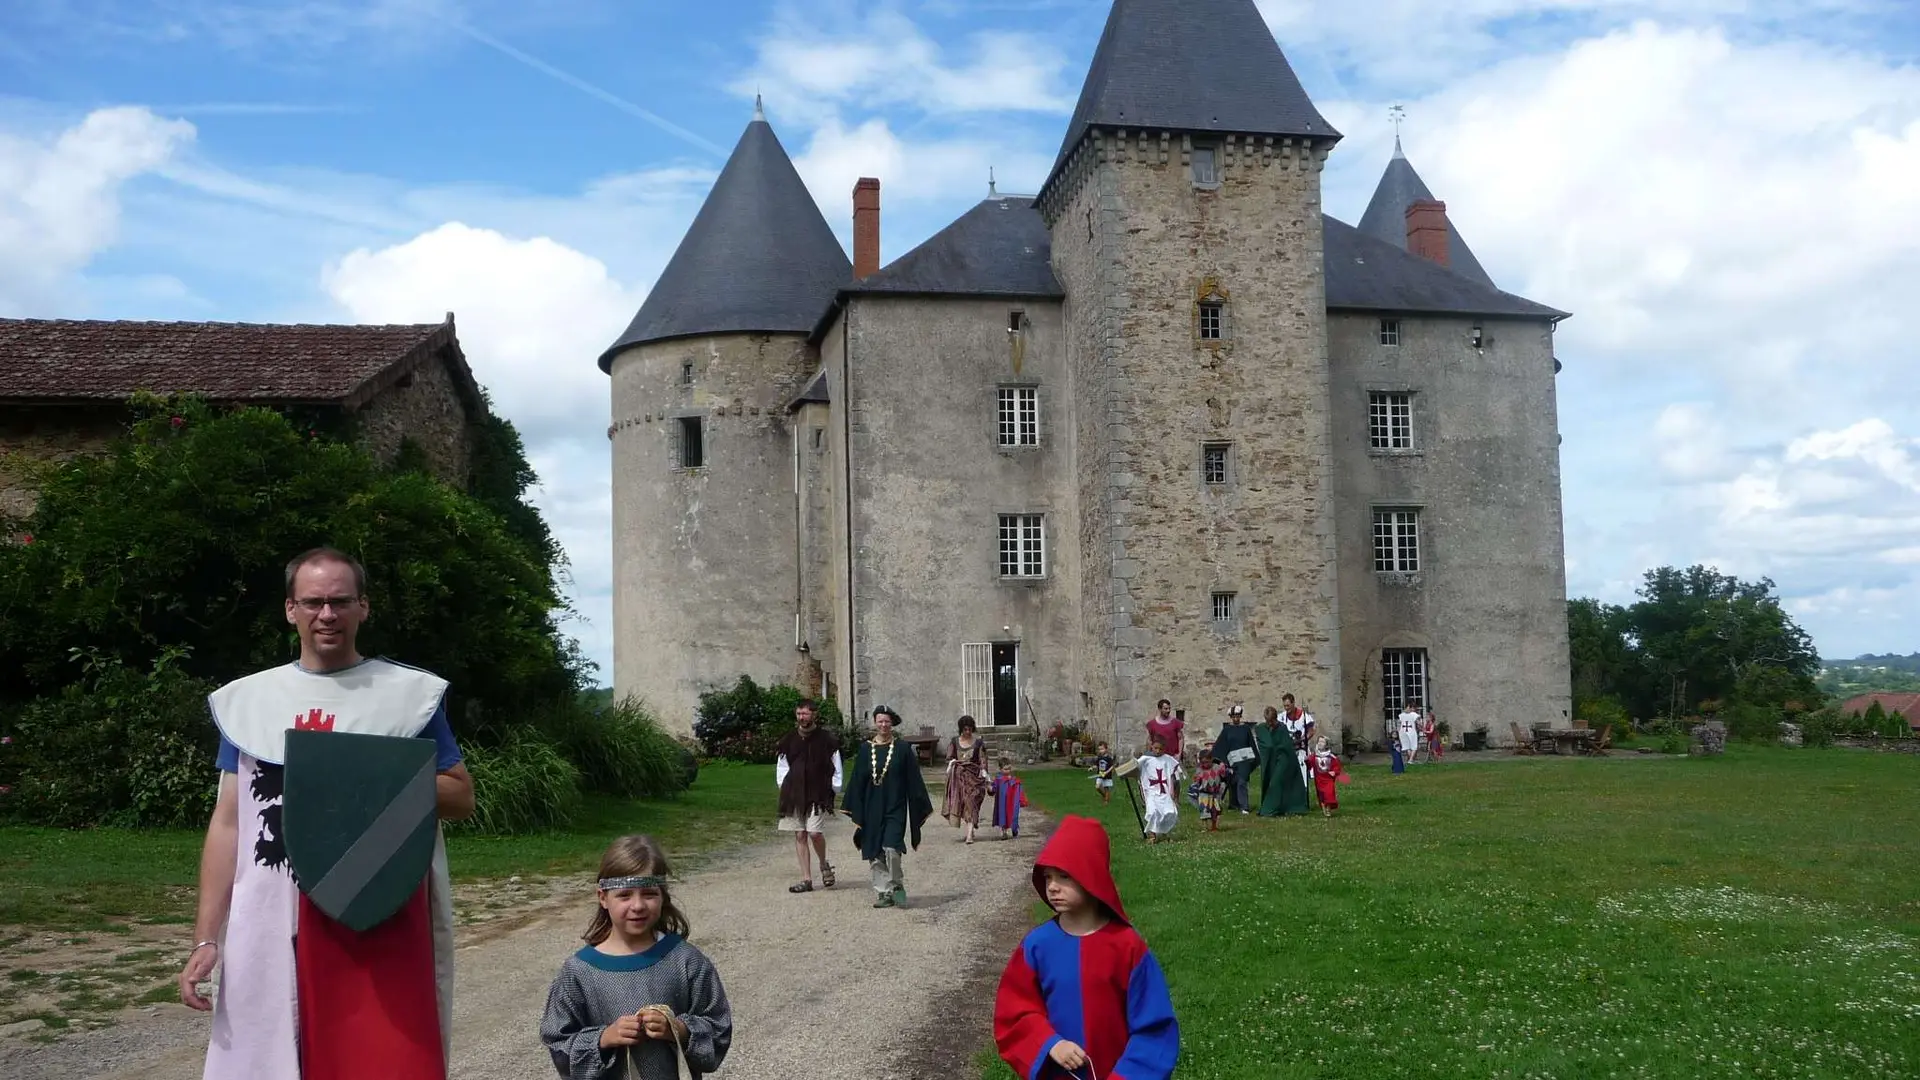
[1036, 0, 1346, 741]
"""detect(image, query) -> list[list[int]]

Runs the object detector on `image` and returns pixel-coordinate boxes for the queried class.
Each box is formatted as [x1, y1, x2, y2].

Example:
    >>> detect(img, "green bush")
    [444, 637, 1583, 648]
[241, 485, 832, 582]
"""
[1, 648, 218, 828]
[459, 733, 582, 835]
[1723, 702, 1782, 743]
[1574, 695, 1631, 732]
[693, 676, 850, 763]
[1798, 707, 1836, 749]
[538, 696, 686, 800]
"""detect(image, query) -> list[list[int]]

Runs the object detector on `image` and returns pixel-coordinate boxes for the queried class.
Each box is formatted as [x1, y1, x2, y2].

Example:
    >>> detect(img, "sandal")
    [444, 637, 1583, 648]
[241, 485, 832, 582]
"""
[788, 881, 813, 893]
[821, 864, 835, 888]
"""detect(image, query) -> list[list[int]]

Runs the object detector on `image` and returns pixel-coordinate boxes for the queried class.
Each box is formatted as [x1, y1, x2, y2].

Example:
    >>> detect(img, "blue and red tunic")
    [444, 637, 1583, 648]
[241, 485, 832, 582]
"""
[993, 816, 1179, 1080]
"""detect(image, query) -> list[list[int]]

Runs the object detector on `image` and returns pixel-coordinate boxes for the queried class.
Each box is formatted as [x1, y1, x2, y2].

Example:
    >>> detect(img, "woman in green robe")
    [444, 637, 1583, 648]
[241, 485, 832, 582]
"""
[1255, 705, 1309, 817]
[842, 705, 934, 908]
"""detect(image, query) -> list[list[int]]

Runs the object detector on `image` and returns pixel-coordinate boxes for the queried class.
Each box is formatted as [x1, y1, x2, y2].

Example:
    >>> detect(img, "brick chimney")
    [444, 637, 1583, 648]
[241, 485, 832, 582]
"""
[853, 178, 881, 279]
[1405, 199, 1450, 268]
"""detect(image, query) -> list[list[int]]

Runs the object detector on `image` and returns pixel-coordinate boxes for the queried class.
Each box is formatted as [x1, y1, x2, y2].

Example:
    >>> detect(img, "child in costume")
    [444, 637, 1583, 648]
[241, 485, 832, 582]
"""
[1191, 750, 1228, 832]
[993, 814, 1180, 1080]
[540, 835, 733, 1079]
[1307, 736, 1351, 818]
[1091, 742, 1116, 805]
[1137, 737, 1182, 843]
[993, 758, 1030, 839]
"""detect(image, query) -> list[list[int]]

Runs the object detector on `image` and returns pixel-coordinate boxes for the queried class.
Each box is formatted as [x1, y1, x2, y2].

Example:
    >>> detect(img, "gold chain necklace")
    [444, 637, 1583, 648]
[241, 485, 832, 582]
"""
[869, 739, 896, 786]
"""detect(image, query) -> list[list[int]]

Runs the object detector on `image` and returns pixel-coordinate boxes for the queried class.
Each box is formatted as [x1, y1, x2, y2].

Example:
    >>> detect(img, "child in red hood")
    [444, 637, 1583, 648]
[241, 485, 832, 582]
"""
[992, 815, 1179, 1080]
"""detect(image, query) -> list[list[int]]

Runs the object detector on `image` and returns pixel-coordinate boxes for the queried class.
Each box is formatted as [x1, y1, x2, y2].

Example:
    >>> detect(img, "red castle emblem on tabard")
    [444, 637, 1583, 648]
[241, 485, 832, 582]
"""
[294, 709, 337, 732]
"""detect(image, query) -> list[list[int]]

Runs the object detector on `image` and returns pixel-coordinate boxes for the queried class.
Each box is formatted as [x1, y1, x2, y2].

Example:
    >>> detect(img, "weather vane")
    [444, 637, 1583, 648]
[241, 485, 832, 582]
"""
[1389, 103, 1406, 140]
[989, 166, 998, 197]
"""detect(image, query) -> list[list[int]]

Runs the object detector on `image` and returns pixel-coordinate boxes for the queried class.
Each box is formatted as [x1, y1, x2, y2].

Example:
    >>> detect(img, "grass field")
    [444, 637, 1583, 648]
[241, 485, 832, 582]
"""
[0, 760, 770, 933]
[981, 747, 1920, 1080]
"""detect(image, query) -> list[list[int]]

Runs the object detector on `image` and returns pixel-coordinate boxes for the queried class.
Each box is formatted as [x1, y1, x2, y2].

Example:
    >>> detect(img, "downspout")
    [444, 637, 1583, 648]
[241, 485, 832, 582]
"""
[792, 400, 802, 653]
[841, 306, 857, 720]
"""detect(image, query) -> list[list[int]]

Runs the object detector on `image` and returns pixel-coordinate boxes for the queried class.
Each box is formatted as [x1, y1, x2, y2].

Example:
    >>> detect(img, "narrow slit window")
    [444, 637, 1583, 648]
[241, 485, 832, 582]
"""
[1368, 392, 1413, 450]
[681, 360, 694, 384]
[1372, 508, 1420, 573]
[1009, 310, 1025, 334]
[677, 416, 705, 469]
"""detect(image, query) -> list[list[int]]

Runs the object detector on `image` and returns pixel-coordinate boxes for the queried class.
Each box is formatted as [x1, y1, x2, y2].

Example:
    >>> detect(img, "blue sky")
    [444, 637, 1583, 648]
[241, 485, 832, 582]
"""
[3, 0, 1918, 683]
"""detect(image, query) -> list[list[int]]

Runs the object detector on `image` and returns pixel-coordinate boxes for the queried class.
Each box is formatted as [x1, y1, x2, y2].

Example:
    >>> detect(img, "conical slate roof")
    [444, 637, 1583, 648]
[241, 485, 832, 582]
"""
[849, 196, 1063, 298]
[598, 115, 850, 370]
[1355, 140, 1495, 289]
[1053, 0, 1337, 165]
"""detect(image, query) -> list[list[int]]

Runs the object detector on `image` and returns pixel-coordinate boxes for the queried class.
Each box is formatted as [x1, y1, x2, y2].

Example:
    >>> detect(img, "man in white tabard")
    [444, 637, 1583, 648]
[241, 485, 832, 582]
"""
[176, 547, 474, 1080]
[1397, 703, 1423, 764]
[1281, 694, 1315, 802]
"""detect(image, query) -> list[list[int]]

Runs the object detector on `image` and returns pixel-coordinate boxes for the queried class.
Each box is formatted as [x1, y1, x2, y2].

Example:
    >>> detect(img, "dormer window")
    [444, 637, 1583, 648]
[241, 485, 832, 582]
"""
[1191, 145, 1219, 186]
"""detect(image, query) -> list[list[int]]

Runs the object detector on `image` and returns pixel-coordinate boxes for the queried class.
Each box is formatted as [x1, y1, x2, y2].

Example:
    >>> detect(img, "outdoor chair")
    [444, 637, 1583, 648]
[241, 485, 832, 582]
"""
[1587, 724, 1613, 756]
[1508, 722, 1537, 755]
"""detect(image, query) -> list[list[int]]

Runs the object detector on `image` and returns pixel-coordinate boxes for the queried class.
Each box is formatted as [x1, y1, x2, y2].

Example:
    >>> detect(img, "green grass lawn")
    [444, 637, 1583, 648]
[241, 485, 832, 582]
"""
[0, 760, 770, 932]
[982, 748, 1920, 1080]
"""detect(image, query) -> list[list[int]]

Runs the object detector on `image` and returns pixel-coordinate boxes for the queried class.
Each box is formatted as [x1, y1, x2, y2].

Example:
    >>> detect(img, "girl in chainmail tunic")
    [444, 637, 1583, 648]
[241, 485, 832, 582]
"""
[540, 836, 733, 1079]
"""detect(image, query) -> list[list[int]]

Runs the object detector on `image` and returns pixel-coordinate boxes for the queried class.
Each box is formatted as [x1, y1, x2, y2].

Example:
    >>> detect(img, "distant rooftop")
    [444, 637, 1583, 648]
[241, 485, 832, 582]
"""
[0, 315, 473, 408]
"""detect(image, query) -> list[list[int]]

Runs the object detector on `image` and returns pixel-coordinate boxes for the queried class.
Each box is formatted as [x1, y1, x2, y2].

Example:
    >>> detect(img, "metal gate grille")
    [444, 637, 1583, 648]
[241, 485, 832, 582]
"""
[962, 643, 993, 721]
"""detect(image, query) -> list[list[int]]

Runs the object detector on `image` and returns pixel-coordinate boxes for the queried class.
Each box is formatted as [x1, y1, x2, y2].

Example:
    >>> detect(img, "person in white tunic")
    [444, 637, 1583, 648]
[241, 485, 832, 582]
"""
[176, 547, 476, 1080]
[1281, 694, 1315, 799]
[1397, 705, 1423, 763]
[1136, 737, 1183, 843]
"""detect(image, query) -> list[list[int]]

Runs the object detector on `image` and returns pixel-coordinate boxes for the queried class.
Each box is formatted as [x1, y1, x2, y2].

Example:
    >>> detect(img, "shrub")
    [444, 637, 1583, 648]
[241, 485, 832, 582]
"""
[693, 676, 849, 762]
[1723, 702, 1781, 743]
[458, 733, 582, 834]
[1797, 707, 1837, 749]
[537, 696, 686, 800]
[1, 648, 218, 828]
[1575, 695, 1631, 732]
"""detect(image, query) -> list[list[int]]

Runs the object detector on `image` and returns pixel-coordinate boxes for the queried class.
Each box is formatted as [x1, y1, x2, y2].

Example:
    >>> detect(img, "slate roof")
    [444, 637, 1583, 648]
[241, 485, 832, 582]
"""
[848, 196, 1063, 299]
[1052, 0, 1336, 169]
[787, 369, 830, 412]
[598, 118, 850, 369]
[0, 316, 472, 407]
[1356, 141, 1496, 289]
[1323, 215, 1565, 320]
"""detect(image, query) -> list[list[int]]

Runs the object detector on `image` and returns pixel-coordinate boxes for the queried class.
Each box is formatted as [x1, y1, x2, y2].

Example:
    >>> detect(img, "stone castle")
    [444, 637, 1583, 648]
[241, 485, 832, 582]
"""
[601, 0, 1572, 748]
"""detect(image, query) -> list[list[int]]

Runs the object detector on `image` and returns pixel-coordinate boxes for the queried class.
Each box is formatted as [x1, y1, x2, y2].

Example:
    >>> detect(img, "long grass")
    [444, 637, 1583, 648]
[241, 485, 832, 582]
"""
[981, 747, 1920, 1080]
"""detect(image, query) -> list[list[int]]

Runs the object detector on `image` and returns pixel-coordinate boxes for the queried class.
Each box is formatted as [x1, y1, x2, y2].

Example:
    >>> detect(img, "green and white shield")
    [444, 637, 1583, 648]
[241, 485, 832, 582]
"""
[283, 729, 439, 933]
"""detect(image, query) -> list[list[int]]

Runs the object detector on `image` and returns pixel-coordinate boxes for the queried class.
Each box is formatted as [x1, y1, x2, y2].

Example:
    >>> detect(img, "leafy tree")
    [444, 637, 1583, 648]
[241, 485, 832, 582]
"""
[1566, 565, 1823, 731]
[0, 394, 587, 733]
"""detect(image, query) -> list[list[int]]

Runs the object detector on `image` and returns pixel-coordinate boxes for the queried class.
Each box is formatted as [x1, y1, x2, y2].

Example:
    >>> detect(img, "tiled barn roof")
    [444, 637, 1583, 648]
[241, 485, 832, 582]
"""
[0, 314, 467, 409]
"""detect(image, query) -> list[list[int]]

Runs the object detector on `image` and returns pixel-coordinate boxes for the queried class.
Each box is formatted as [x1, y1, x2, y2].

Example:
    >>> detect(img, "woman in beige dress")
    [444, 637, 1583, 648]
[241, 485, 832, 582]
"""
[943, 715, 990, 843]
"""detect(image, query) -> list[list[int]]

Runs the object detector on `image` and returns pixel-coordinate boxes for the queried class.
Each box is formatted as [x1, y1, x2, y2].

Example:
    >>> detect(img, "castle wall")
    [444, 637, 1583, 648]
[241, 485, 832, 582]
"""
[1046, 133, 1346, 751]
[0, 404, 123, 519]
[793, 396, 837, 697]
[834, 295, 1081, 737]
[607, 332, 814, 735]
[1328, 312, 1571, 747]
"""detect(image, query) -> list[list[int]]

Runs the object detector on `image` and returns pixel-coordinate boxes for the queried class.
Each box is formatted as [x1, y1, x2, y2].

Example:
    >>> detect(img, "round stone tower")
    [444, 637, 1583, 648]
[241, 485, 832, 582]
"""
[600, 103, 851, 734]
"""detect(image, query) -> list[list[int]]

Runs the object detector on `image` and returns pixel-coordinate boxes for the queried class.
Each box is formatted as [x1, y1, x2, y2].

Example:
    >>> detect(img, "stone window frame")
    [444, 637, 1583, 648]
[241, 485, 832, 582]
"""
[1367, 390, 1416, 453]
[1371, 505, 1422, 575]
[1193, 276, 1232, 349]
[996, 384, 1041, 449]
[1379, 318, 1402, 347]
[671, 411, 707, 472]
[1200, 441, 1233, 487]
[680, 360, 695, 385]
[1190, 139, 1221, 189]
[1210, 590, 1241, 636]
[996, 511, 1048, 581]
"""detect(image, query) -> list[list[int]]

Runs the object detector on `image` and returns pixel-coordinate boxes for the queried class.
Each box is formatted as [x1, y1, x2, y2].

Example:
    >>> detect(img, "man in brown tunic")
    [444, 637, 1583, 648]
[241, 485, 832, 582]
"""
[775, 698, 841, 893]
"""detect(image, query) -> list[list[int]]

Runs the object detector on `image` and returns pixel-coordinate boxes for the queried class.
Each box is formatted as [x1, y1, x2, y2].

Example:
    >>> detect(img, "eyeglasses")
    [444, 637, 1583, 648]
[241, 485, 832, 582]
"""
[292, 596, 360, 613]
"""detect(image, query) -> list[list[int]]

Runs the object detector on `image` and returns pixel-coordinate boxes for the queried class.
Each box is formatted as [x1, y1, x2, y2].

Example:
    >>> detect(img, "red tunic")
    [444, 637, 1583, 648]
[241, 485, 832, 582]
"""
[1309, 752, 1348, 809]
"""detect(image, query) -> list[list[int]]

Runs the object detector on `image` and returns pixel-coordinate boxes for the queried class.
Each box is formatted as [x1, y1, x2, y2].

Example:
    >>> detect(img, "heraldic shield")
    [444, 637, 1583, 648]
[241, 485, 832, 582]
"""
[283, 729, 439, 933]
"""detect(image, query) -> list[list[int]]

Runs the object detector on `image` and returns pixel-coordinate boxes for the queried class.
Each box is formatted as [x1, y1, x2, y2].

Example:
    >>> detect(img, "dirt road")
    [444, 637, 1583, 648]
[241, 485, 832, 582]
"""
[1, 799, 1046, 1079]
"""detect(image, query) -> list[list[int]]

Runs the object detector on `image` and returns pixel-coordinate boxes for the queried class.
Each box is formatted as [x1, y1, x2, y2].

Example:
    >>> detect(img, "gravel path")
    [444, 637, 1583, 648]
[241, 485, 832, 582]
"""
[3, 785, 1047, 1080]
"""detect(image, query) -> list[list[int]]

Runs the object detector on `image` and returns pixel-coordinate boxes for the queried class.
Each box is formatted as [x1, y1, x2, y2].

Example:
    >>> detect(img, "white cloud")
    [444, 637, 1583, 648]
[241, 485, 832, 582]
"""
[738, 7, 1076, 125]
[322, 222, 643, 679]
[791, 116, 1056, 209]
[0, 106, 194, 315]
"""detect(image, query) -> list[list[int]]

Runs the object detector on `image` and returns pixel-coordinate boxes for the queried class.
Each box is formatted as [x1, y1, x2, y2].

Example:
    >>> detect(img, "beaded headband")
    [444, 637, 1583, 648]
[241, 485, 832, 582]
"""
[598, 875, 665, 891]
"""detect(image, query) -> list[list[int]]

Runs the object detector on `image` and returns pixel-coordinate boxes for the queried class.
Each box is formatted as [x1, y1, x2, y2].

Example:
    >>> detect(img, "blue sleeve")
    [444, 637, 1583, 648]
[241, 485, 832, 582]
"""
[1114, 950, 1180, 1080]
[423, 700, 463, 771]
[216, 735, 238, 773]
